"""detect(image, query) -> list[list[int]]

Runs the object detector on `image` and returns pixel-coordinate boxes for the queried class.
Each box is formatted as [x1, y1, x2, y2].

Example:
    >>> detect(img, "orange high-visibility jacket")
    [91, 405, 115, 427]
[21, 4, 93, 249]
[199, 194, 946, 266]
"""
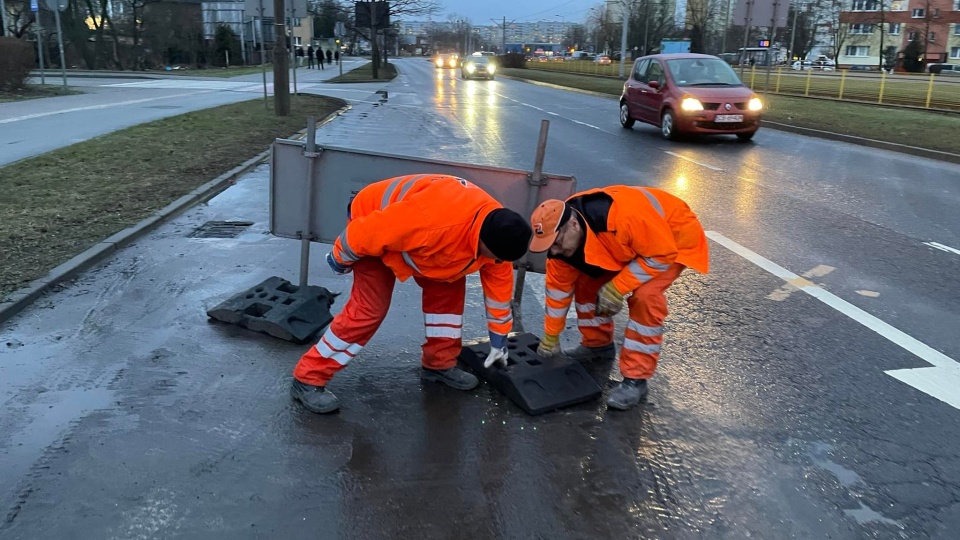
[332, 174, 515, 335]
[544, 186, 709, 336]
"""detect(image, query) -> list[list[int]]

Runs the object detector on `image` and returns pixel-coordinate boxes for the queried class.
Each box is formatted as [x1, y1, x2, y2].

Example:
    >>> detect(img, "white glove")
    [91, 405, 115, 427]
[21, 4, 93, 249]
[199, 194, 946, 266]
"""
[483, 346, 509, 368]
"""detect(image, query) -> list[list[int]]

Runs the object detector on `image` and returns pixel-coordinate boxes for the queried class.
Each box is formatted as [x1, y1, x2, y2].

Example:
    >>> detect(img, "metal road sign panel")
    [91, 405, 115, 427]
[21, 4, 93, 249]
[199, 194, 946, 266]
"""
[244, 0, 307, 18]
[269, 141, 577, 275]
[43, 0, 68, 11]
[30, 0, 38, 12]
[733, 0, 788, 27]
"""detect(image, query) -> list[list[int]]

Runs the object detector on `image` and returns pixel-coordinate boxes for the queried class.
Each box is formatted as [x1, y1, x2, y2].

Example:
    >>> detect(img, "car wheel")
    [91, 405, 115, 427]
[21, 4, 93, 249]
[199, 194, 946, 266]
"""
[619, 101, 635, 129]
[661, 109, 678, 140]
[736, 131, 757, 142]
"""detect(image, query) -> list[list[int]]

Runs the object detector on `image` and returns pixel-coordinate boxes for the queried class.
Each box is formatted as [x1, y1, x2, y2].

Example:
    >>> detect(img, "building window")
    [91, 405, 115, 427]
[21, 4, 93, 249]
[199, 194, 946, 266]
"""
[908, 31, 920, 40]
[294, 36, 302, 46]
[845, 45, 870, 56]
[929, 32, 936, 42]
[911, 8, 925, 17]
[932, 8, 939, 18]
[850, 24, 874, 34]
[852, 0, 879, 10]
[951, 47, 960, 59]
[889, 23, 901, 35]
[955, 24, 960, 36]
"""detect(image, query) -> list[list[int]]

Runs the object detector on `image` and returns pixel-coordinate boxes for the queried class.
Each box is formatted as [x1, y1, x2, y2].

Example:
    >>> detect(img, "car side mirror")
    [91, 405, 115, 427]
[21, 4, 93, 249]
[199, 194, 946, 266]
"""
[648, 80, 660, 89]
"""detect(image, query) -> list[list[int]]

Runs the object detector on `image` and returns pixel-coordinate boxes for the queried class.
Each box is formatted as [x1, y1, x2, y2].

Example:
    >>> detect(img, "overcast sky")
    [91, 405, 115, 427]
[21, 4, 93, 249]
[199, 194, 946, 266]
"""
[435, 0, 598, 25]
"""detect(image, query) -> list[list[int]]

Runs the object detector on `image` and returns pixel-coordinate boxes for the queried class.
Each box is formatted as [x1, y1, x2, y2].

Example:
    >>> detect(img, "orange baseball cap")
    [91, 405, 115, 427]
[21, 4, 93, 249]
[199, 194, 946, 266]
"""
[528, 199, 568, 253]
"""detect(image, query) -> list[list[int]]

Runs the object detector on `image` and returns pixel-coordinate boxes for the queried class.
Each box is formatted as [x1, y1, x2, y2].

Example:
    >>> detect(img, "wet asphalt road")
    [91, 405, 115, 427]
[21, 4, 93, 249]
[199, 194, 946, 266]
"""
[1, 57, 959, 539]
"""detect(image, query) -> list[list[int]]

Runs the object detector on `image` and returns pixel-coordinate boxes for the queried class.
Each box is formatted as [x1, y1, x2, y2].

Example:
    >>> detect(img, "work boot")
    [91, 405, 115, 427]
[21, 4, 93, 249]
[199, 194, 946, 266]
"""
[606, 378, 648, 411]
[421, 366, 479, 391]
[563, 342, 616, 362]
[290, 379, 340, 414]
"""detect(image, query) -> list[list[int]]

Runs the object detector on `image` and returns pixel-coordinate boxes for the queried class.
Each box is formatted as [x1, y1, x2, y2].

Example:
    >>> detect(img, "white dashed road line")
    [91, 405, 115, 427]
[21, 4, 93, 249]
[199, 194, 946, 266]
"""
[665, 151, 724, 171]
[707, 230, 960, 411]
[924, 241, 960, 256]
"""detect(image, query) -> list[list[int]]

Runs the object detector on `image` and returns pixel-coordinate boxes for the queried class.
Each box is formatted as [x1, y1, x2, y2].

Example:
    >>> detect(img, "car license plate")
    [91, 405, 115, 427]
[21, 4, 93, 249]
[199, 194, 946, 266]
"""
[715, 114, 743, 123]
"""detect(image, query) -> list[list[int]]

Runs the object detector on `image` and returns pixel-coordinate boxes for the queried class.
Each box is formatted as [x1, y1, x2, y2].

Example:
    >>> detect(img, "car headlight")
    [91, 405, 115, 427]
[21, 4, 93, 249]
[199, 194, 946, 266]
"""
[435, 59, 443, 67]
[466, 63, 476, 73]
[449, 59, 457, 67]
[487, 64, 496, 74]
[681, 97, 704, 111]
[748, 97, 763, 111]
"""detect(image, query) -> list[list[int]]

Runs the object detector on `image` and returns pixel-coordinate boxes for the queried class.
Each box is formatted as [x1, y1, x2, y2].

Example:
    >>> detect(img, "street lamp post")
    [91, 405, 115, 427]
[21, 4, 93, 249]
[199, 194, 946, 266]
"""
[618, 0, 634, 77]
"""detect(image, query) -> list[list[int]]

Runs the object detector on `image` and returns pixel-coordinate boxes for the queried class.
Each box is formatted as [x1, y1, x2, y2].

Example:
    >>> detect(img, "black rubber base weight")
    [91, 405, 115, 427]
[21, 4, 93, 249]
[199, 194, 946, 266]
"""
[459, 332, 602, 415]
[207, 276, 336, 343]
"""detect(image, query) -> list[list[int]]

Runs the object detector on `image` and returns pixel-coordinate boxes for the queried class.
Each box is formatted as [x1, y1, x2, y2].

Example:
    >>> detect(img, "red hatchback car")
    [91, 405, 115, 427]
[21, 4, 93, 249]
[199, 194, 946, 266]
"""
[619, 53, 763, 141]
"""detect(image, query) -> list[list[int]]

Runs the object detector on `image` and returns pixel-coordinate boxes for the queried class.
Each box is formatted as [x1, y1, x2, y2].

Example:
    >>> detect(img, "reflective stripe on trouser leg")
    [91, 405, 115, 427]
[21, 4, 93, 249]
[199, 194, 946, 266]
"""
[416, 275, 466, 371]
[574, 272, 616, 347]
[293, 257, 396, 386]
[620, 264, 684, 380]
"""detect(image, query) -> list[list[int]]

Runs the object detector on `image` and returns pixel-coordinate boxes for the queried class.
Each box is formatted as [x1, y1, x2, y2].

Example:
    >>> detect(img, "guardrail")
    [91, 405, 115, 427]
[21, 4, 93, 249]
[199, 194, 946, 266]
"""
[523, 60, 960, 112]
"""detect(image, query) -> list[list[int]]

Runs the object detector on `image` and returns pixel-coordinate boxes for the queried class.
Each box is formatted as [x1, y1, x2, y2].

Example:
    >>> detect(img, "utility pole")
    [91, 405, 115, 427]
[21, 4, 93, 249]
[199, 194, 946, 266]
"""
[789, 0, 799, 61]
[273, 0, 290, 116]
[618, 0, 633, 77]
[1, 0, 9, 38]
[739, 0, 754, 76]
[491, 16, 514, 54]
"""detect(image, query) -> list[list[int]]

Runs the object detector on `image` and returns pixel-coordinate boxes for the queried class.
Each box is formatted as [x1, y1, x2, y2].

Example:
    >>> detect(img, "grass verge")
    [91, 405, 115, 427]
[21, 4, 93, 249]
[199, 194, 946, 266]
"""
[0, 94, 346, 299]
[150, 65, 275, 78]
[0, 85, 81, 103]
[328, 61, 397, 82]
[499, 68, 960, 155]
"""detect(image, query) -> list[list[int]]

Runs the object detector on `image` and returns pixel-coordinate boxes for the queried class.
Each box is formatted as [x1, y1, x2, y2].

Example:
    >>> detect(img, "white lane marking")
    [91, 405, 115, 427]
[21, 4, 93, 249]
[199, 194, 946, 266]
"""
[665, 151, 724, 171]
[106, 80, 257, 90]
[924, 241, 960, 255]
[0, 92, 208, 124]
[707, 230, 960, 411]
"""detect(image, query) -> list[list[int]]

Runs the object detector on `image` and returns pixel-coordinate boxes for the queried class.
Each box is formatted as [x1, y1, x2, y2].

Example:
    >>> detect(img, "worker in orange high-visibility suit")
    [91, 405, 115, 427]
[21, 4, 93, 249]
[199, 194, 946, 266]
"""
[527, 186, 709, 411]
[291, 174, 533, 414]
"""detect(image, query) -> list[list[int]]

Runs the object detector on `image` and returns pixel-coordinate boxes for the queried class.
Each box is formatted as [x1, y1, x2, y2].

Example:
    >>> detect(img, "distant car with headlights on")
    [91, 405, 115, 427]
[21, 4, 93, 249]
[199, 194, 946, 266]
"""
[434, 53, 459, 69]
[461, 55, 496, 80]
[595, 55, 612, 65]
[619, 53, 763, 141]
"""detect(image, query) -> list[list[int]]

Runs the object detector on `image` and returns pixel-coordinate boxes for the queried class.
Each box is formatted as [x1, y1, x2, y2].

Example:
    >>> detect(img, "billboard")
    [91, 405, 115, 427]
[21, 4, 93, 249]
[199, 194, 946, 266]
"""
[355, 2, 390, 29]
[732, 0, 789, 28]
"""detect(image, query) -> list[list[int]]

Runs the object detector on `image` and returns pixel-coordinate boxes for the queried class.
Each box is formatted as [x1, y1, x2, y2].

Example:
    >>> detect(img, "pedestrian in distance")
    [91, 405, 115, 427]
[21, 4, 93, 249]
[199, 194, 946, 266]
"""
[526, 186, 709, 411]
[290, 174, 534, 414]
[334, 50, 340, 63]
[307, 45, 315, 69]
[296, 46, 304, 67]
[326, 48, 333, 65]
[317, 48, 324, 69]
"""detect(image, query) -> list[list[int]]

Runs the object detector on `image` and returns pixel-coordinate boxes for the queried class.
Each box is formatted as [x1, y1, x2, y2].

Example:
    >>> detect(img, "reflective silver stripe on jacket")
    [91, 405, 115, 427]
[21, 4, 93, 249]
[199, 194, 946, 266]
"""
[578, 317, 612, 327]
[402, 251, 422, 273]
[487, 312, 513, 325]
[546, 305, 568, 318]
[338, 230, 360, 263]
[637, 187, 665, 218]
[643, 257, 671, 272]
[380, 175, 428, 209]
[626, 260, 653, 284]
[575, 302, 597, 313]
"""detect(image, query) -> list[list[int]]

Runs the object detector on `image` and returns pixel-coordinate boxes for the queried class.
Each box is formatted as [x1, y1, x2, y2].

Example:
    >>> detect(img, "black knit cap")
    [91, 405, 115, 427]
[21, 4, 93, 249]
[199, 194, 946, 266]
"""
[479, 208, 533, 261]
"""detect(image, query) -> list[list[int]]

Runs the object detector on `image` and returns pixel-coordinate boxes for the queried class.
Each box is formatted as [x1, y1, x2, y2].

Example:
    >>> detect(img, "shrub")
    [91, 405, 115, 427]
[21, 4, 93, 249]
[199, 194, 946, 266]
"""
[0, 37, 34, 91]
[498, 52, 527, 69]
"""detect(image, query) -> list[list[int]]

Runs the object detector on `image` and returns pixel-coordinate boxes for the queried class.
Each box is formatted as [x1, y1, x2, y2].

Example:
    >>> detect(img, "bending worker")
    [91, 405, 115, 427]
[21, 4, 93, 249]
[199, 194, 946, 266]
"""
[526, 186, 709, 411]
[291, 174, 533, 414]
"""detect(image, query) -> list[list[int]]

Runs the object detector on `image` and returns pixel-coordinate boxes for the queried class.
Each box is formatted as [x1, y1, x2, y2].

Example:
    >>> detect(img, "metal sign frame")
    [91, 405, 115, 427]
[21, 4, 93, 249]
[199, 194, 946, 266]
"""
[269, 142, 576, 276]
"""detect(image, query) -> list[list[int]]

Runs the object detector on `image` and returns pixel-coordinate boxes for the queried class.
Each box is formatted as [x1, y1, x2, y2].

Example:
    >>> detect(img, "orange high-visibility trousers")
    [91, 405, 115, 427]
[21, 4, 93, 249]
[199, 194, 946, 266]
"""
[293, 257, 466, 386]
[572, 263, 685, 380]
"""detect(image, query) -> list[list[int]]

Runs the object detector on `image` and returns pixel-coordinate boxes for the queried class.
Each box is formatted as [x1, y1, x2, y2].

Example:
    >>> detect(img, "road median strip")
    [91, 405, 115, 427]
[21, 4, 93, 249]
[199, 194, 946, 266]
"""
[0, 94, 348, 324]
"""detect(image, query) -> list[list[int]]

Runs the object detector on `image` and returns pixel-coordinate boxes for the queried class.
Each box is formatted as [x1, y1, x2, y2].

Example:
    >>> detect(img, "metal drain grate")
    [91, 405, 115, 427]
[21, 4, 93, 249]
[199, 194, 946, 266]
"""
[190, 221, 254, 238]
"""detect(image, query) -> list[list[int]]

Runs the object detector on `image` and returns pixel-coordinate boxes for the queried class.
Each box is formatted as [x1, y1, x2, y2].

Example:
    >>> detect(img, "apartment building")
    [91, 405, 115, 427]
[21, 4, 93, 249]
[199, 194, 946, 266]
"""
[838, 0, 960, 67]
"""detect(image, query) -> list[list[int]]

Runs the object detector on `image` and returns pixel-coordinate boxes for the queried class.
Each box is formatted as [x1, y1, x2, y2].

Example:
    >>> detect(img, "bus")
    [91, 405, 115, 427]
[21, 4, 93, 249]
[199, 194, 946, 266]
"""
[738, 47, 786, 67]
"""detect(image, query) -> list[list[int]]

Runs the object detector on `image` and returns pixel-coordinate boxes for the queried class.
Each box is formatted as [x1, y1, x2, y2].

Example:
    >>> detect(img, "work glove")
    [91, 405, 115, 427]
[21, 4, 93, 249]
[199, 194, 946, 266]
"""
[536, 333, 561, 358]
[484, 332, 509, 368]
[595, 281, 625, 317]
[326, 252, 352, 275]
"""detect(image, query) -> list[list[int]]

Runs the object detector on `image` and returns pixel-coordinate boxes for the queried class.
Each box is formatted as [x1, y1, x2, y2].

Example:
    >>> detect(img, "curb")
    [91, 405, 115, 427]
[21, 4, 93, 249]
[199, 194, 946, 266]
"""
[497, 74, 960, 165]
[0, 103, 351, 327]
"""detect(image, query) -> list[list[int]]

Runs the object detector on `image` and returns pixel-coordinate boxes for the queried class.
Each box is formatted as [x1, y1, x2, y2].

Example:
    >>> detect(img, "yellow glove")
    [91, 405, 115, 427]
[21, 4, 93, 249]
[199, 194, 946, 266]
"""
[536, 334, 561, 358]
[596, 281, 624, 317]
